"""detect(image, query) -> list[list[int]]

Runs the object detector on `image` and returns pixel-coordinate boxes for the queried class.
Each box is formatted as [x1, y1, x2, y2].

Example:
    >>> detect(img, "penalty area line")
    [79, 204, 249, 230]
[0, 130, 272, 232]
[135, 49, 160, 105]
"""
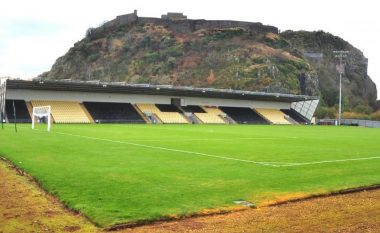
[276, 156, 380, 167]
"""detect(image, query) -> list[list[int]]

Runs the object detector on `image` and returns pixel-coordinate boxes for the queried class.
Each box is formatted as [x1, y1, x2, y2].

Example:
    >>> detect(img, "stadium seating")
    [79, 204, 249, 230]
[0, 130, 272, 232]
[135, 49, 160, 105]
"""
[136, 104, 188, 124]
[181, 105, 206, 113]
[194, 107, 226, 124]
[5, 100, 32, 123]
[255, 108, 291, 124]
[31, 100, 91, 123]
[155, 104, 182, 112]
[281, 109, 309, 124]
[80, 103, 95, 123]
[8, 99, 304, 125]
[83, 102, 145, 123]
[219, 107, 269, 124]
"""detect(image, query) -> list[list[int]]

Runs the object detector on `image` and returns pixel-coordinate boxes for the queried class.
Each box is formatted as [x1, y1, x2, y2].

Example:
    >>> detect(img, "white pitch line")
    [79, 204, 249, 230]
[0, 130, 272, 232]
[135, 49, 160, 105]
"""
[125, 137, 297, 142]
[276, 156, 380, 167]
[27, 126, 380, 168]
[52, 131, 282, 167]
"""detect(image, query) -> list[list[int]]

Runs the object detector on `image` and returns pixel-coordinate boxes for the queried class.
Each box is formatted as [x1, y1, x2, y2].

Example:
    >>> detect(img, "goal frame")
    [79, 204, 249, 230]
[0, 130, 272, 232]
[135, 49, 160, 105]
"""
[32, 106, 51, 131]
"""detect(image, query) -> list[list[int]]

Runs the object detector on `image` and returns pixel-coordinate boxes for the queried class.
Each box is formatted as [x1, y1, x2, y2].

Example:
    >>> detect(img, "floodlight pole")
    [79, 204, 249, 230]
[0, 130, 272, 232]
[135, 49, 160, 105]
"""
[12, 100, 17, 132]
[333, 50, 349, 126]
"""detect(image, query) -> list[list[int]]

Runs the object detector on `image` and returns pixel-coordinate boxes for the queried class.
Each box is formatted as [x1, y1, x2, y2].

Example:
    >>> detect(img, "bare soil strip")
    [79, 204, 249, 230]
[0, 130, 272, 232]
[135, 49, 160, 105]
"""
[1, 159, 380, 233]
[0, 159, 97, 233]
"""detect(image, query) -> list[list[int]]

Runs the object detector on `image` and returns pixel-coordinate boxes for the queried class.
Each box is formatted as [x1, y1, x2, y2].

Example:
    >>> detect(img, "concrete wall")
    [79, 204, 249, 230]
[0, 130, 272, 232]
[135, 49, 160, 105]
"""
[103, 11, 278, 35]
[6, 89, 290, 109]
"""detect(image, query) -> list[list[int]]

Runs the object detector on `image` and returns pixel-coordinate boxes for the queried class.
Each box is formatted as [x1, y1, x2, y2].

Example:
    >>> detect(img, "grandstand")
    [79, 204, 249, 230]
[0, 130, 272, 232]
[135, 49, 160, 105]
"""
[0, 79, 319, 125]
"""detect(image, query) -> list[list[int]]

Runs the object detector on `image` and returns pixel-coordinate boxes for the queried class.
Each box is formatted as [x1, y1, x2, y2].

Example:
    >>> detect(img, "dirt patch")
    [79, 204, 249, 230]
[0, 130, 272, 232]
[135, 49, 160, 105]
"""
[1, 158, 380, 232]
[119, 189, 380, 233]
[0, 159, 97, 233]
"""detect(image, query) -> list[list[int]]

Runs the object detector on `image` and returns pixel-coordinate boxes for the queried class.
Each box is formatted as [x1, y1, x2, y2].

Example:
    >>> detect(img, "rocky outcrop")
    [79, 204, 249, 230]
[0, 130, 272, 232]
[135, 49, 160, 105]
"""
[40, 12, 377, 111]
[282, 30, 377, 108]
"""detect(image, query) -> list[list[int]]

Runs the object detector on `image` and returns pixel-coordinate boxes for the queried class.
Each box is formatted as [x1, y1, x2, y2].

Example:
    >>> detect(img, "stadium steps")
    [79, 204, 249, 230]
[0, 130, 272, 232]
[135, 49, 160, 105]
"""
[254, 108, 291, 125]
[176, 105, 201, 124]
[31, 100, 91, 124]
[132, 104, 150, 123]
[187, 112, 203, 124]
[192, 114, 203, 124]
[221, 114, 236, 124]
[135, 104, 162, 124]
[80, 103, 94, 123]
[194, 107, 227, 124]
[136, 104, 188, 124]
[154, 104, 189, 124]
[150, 113, 163, 124]
[25, 101, 33, 119]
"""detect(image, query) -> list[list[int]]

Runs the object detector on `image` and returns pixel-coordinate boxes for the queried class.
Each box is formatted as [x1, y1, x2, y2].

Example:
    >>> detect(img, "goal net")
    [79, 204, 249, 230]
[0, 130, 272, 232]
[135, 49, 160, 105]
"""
[32, 106, 51, 131]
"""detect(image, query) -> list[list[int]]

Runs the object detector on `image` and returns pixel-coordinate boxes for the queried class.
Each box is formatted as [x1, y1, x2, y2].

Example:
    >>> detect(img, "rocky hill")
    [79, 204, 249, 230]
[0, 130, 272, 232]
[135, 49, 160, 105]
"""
[40, 11, 377, 111]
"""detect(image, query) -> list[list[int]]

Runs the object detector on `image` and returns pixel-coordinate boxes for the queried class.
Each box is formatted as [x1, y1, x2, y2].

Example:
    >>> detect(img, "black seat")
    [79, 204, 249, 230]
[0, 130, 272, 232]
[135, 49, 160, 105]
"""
[281, 109, 308, 124]
[219, 107, 269, 124]
[5, 100, 32, 123]
[83, 102, 145, 123]
[155, 104, 181, 112]
[181, 105, 206, 113]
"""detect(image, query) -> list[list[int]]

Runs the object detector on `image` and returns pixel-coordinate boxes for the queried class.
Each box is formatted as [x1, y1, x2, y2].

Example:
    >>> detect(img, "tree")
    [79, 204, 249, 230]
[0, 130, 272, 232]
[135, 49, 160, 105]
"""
[86, 27, 96, 39]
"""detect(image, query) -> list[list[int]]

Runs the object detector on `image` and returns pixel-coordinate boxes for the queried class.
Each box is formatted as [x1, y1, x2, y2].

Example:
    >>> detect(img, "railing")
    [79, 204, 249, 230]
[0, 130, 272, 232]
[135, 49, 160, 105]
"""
[317, 119, 380, 128]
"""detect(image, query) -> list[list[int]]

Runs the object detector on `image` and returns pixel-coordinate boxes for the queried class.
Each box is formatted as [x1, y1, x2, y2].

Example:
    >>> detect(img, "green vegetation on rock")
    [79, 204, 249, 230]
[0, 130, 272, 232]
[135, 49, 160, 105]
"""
[40, 16, 377, 114]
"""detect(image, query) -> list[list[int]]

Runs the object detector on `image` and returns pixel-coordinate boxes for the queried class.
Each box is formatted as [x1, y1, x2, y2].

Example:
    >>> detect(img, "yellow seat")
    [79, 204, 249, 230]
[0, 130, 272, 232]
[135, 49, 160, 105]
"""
[195, 107, 226, 124]
[136, 104, 188, 124]
[255, 108, 291, 124]
[31, 100, 91, 123]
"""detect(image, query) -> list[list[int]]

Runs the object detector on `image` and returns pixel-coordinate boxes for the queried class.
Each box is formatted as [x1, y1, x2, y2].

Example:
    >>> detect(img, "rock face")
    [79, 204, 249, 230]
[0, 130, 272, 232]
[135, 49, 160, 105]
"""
[40, 12, 377, 110]
[281, 30, 377, 109]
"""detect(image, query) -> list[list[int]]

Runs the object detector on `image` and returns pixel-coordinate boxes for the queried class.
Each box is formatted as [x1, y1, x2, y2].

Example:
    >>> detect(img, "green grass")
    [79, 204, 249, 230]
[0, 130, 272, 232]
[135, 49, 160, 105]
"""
[1, 124, 380, 227]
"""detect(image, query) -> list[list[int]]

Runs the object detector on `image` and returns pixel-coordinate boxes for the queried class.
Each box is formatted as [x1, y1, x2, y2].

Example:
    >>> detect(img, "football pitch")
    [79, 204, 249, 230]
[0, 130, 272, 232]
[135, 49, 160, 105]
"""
[1, 124, 380, 227]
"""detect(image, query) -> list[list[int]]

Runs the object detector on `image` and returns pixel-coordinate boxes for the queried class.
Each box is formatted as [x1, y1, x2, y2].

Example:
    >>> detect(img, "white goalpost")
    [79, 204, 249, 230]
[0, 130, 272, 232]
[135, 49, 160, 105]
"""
[32, 106, 51, 132]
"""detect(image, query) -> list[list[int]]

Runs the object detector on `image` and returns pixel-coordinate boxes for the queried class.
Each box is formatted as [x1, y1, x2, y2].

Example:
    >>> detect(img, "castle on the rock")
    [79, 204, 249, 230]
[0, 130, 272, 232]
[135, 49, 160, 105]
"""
[102, 10, 278, 34]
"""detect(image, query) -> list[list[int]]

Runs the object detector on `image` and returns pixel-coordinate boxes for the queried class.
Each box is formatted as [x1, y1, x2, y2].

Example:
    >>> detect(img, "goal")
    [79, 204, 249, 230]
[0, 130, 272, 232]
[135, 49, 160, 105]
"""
[32, 106, 51, 131]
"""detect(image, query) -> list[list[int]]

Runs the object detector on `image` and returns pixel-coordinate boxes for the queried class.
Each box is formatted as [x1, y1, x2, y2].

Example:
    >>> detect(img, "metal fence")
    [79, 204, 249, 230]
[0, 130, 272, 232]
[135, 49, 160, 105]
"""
[317, 119, 380, 128]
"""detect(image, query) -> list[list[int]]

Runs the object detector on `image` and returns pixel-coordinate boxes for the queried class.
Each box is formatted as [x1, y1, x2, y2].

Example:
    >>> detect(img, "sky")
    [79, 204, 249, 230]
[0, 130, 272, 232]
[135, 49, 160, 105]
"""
[1, 0, 379, 99]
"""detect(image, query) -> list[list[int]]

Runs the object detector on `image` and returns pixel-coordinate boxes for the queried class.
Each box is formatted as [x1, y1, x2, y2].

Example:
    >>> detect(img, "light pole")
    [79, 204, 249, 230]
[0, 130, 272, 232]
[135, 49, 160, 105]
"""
[333, 50, 349, 126]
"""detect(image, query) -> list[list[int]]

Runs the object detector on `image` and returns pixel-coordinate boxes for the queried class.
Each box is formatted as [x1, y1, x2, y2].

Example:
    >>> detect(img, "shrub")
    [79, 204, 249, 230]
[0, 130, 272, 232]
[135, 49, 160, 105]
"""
[88, 54, 99, 62]
[166, 46, 183, 57]
[143, 52, 162, 63]
[342, 112, 370, 120]
[315, 107, 336, 119]
[353, 104, 373, 114]
[370, 111, 380, 121]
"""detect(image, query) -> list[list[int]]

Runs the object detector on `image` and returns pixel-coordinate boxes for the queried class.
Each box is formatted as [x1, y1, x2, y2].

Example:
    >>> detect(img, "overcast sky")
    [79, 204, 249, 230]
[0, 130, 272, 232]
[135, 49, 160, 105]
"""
[1, 0, 379, 99]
